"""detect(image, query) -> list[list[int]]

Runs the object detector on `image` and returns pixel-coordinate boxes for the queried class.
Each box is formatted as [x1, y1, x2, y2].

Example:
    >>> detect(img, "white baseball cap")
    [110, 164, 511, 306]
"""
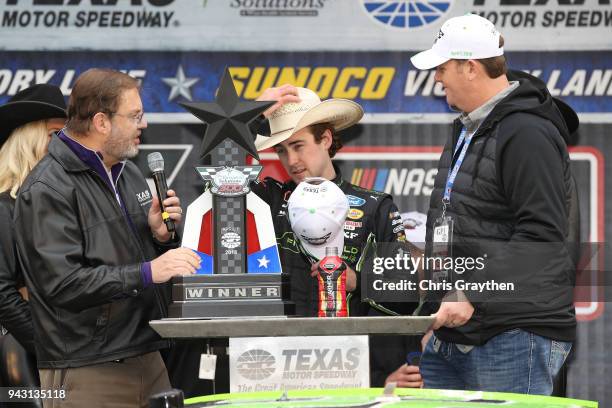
[411, 13, 504, 70]
[288, 177, 349, 261]
[254, 87, 363, 151]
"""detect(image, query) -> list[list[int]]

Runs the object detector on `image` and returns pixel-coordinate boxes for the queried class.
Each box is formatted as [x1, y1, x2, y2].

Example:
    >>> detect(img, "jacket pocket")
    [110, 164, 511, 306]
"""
[92, 303, 111, 342]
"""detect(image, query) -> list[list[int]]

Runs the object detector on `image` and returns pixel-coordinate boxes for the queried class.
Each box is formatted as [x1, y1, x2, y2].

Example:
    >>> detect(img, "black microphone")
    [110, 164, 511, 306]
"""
[147, 152, 175, 234]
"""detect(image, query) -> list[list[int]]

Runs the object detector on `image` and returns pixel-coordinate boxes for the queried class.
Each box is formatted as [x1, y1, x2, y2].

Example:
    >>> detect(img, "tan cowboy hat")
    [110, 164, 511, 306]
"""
[254, 87, 364, 151]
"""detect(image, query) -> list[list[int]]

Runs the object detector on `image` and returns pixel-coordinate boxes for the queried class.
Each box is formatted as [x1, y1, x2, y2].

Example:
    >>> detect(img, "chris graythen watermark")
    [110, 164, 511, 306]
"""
[369, 252, 515, 294]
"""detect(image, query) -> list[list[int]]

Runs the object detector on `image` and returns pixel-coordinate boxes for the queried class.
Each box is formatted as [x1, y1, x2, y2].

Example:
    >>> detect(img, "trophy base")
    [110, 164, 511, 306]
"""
[167, 273, 295, 319]
[168, 299, 295, 319]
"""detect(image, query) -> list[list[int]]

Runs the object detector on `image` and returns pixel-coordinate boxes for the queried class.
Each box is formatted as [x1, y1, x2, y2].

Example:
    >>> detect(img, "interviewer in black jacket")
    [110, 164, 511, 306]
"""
[0, 84, 67, 405]
[13, 69, 201, 408]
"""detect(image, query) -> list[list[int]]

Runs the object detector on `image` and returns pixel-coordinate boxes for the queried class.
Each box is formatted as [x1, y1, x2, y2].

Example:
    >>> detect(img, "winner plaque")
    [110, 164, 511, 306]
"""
[167, 69, 294, 318]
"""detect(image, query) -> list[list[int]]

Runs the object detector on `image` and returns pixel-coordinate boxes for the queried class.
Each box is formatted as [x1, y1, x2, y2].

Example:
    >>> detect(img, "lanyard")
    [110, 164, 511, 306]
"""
[443, 127, 473, 205]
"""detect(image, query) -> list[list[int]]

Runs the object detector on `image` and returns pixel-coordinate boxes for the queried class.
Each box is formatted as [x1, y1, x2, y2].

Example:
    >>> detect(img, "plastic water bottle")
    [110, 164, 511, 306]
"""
[317, 247, 348, 317]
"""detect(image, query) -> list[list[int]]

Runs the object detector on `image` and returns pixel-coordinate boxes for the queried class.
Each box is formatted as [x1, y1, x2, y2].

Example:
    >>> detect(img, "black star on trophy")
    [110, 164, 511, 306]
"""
[167, 68, 294, 319]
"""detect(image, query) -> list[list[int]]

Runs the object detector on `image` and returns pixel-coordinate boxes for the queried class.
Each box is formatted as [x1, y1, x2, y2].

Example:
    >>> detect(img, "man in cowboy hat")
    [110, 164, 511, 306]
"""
[13, 69, 201, 407]
[250, 85, 423, 388]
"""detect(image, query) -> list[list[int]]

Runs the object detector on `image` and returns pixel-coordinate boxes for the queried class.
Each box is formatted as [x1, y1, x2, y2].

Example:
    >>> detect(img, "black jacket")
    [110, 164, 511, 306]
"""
[13, 136, 175, 368]
[251, 167, 408, 317]
[425, 79, 576, 345]
[0, 192, 35, 353]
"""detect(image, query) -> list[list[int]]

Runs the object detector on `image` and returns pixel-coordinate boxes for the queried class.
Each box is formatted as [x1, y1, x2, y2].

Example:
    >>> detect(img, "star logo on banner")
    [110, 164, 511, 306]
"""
[179, 68, 274, 160]
[258, 255, 270, 269]
[162, 65, 199, 102]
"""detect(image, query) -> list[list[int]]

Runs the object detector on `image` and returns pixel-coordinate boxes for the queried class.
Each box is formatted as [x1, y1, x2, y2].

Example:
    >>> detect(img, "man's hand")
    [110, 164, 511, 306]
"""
[385, 364, 423, 388]
[150, 247, 201, 283]
[256, 84, 300, 118]
[310, 261, 357, 292]
[431, 291, 474, 330]
[148, 189, 182, 242]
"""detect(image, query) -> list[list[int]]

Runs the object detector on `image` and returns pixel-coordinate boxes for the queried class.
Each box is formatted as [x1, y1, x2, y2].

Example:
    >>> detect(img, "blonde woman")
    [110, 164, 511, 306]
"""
[0, 84, 66, 394]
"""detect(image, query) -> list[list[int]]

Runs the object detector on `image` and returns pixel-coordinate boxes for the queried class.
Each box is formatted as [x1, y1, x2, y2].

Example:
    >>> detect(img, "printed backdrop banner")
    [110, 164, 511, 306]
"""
[0, 1, 611, 51]
[0, 51, 611, 116]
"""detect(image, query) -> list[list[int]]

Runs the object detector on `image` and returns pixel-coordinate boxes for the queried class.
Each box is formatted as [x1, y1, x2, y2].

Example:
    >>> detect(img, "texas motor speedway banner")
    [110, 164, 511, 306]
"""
[229, 336, 369, 393]
[0, 0, 611, 51]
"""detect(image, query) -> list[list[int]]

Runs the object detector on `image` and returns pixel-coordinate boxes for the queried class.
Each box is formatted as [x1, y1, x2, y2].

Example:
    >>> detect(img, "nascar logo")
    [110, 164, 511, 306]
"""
[350, 167, 437, 196]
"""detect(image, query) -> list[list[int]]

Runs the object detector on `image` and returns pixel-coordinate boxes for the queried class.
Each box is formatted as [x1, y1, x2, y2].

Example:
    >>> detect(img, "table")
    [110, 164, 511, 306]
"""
[150, 316, 434, 338]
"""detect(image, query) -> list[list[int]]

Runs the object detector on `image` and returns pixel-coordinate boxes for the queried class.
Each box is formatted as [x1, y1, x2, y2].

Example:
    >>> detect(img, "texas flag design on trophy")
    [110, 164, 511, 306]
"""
[181, 165, 282, 275]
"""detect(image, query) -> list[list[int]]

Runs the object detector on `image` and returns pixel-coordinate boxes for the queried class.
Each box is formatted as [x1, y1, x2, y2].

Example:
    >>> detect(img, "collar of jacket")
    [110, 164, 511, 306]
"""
[452, 77, 564, 142]
[459, 81, 519, 134]
[48, 132, 89, 173]
[50, 131, 126, 192]
[331, 162, 344, 186]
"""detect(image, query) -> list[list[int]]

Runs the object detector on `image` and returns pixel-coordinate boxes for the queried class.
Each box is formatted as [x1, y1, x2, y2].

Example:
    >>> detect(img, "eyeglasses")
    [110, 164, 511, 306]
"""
[113, 111, 145, 125]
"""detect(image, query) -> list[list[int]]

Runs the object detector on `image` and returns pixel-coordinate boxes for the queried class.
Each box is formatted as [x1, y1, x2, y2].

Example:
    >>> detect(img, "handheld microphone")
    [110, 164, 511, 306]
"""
[147, 152, 175, 233]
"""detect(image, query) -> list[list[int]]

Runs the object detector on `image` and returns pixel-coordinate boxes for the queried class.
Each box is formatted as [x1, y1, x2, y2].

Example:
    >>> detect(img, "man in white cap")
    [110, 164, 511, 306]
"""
[251, 85, 423, 388]
[411, 14, 575, 394]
